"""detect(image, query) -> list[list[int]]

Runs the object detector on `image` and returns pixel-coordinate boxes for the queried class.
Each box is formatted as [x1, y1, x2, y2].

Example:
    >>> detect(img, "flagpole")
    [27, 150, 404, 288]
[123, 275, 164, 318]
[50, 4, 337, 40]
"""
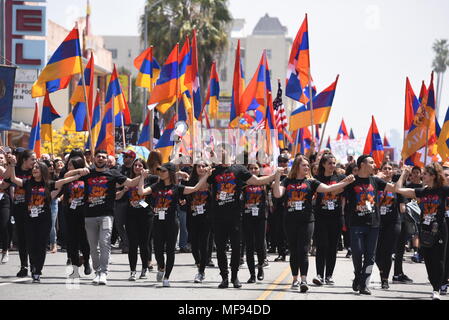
[318, 121, 328, 152]
[76, 23, 94, 152]
[308, 69, 314, 143]
[294, 129, 300, 156]
[148, 47, 154, 151]
[424, 120, 430, 167]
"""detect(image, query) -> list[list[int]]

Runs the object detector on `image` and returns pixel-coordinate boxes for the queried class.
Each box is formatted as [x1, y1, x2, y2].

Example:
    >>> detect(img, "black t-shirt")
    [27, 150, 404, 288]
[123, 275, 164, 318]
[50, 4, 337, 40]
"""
[63, 179, 86, 212]
[314, 174, 345, 219]
[150, 182, 185, 224]
[24, 179, 55, 221]
[207, 165, 253, 220]
[281, 177, 321, 223]
[7, 167, 32, 206]
[414, 186, 449, 232]
[343, 176, 388, 228]
[83, 168, 128, 217]
[242, 184, 267, 220]
[377, 189, 401, 225]
[186, 179, 211, 219]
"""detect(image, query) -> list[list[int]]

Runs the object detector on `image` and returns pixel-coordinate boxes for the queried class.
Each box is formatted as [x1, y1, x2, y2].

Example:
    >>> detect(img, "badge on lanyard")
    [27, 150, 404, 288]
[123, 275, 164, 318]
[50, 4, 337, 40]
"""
[366, 201, 372, 212]
[158, 209, 167, 220]
[423, 215, 432, 225]
[139, 200, 149, 208]
[327, 201, 335, 211]
[70, 200, 78, 210]
[295, 201, 303, 211]
[251, 206, 259, 216]
[219, 191, 227, 201]
[30, 207, 39, 218]
[196, 205, 205, 215]
[380, 206, 387, 215]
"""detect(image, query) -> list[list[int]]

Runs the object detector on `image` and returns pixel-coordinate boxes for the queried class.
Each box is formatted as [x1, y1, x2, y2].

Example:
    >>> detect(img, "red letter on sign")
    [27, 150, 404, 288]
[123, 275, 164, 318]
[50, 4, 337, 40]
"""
[16, 9, 43, 32]
[15, 43, 41, 65]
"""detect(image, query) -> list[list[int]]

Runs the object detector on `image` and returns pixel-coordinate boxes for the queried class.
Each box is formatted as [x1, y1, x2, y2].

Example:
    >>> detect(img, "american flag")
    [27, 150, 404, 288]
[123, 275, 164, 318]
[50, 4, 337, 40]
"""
[273, 81, 288, 131]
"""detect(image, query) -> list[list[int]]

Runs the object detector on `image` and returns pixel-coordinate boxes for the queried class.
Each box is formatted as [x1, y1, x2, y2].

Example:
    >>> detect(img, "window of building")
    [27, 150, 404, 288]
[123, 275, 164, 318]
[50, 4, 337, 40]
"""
[108, 48, 118, 59]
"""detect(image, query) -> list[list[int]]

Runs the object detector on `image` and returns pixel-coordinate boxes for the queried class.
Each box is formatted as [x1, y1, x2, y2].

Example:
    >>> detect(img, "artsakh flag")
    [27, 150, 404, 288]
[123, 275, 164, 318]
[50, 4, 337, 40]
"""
[32, 27, 82, 97]
[363, 115, 384, 168]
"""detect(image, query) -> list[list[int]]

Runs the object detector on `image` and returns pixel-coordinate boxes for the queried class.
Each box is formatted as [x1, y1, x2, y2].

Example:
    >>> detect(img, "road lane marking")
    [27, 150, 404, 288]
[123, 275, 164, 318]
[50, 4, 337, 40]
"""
[274, 284, 290, 300]
[256, 266, 291, 300]
[0, 277, 30, 287]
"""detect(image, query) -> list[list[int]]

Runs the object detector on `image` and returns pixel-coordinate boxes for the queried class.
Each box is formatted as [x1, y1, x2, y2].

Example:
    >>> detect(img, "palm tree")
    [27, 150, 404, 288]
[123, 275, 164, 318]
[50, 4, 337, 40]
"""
[432, 39, 449, 119]
[140, 0, 232, 95]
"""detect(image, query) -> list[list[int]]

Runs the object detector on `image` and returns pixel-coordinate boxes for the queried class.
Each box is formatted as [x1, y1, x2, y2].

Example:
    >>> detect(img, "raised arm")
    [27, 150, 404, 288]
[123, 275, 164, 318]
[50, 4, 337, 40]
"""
[122, 176, 141, 188]
[137, 170, 152, 196]
[64, 167, 89, 178]
[394, 166, 416, 199]
[55, 172, 83, 189]
[183, 167, 214, 195]
[7, 157, 22, 187]
[272, 168, 286, 199]
[316, 175, 355, 193]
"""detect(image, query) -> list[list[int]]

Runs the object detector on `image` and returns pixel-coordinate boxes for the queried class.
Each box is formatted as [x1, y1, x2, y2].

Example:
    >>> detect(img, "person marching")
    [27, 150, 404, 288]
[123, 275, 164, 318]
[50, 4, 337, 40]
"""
[138, 162, 211, 287]
[273, 155, 355, 293]
[395, 164, 448, 300]
[7, 156, 86, 282]
[313, 153, 346, 286]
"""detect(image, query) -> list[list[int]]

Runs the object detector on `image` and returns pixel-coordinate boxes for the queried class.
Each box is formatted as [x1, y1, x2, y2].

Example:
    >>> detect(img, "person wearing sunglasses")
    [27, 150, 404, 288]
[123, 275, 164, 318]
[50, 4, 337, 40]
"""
[138, 162, 212, 287]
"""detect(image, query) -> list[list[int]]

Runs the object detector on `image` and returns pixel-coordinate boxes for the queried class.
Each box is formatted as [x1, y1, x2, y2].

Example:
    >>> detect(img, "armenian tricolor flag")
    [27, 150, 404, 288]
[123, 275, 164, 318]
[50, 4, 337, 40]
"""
[95, 96, 115, 155]
[155, 115, 176, 163]
[363, 115, 384, 168]
[202, 62, 220, 119]
[89, 91, 102, 149]
[105, 65, 131, 127]
[190, 30, 202, 120]
[336, 118, 349, 141]
[229, 40, 245, 128]
[134, 46, 161, 90]
[29, 100, 41, 158]
[41, 93, 60, 141]
[32, 27, 82, 98]
[138, 111, 151, 149]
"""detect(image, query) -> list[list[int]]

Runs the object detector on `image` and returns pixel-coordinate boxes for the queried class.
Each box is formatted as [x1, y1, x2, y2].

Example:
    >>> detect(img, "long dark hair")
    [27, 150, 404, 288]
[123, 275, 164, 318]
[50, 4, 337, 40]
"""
[17, 149, 35, 170]
[317, 153, 336, 178]
[130, 158, 148, 179]
[345, 163, 357, 176]
[69, 156, 86, 170]
[147, 151, 162, 174]
[425, 162, 446, 189]
[26, 161, 52, 204]
[188, 160, 209, 185]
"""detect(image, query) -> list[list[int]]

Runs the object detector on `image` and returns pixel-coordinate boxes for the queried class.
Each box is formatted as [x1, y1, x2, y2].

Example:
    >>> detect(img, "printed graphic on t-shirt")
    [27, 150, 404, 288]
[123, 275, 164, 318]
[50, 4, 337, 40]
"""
[87, 176, 108, 208]
[215, 172, 237, 205]
[418, 194, 439, 225]
[321, 181, 338, 211]
[69, 180, 85, 208]
[378, 190, 394, 215]
[154, 189, 173, 213]
[286, 183, 308, 212]
[14, 174, 31, 204]
[354, 184, 375, 216]
[191, 190, 208, 215]
[128, 187, 144, 208]
[29, 186, 45, 218]
[244, 185, 263, 215]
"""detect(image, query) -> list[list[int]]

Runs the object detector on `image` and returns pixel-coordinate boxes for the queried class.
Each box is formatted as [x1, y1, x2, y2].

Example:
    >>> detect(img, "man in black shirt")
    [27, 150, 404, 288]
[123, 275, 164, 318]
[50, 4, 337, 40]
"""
[208, 143, 283, 288]
[68, 150, 139, 286]
[343, 155, 395, 295]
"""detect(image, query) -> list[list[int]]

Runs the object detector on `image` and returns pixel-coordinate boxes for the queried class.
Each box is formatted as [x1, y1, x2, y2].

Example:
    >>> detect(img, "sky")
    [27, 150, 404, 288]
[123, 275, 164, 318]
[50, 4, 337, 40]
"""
[46, 0, 449, 156]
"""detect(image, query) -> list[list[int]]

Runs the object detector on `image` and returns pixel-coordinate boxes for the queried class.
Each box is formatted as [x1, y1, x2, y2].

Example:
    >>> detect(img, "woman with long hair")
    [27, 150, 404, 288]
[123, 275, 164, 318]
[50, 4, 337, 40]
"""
[124, 158, 155, 281]
[7, 158, 85, 282]
[273, 155, 354, 292]
[342, 163, 358, 259]
[186, 160, 212, 283]
[243, 162, 268, 284]
[0, 152, 11, 264]
[62, 156, 91, 279]
[138, 162, 211, 287]
[395, 163, 449, 300]
[312, 153, 346, 286]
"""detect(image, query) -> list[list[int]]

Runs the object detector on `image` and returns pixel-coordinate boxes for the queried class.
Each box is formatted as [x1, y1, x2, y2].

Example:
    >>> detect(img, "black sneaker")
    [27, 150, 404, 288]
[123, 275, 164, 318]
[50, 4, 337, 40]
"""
[274, 255, 286, 262]
[257, 266, 264, 281]
[17, 267, 28, 278]
[381, 279, 389, 289]
[313, 275, 324, 286]
[359, 286, 371, 295]
[392, 274, 413, 284]
[440, 284, 448, 295]
[345, 250, 352, 258]
[231, 277, 242, 288]
[325, 276, 335, 285]
[218, 278, 229, 289]
[66, 258, 72, 266]
[207, 260, 215, 267]
[84, 263, 92, 276]
[239, 258, 244, 266]
[32, 274, 40, 283]
[352, 276, 360, 292]
[247, 275, 256, 283]
[262, 260, 269, 268]
[300, 280, 309, 293]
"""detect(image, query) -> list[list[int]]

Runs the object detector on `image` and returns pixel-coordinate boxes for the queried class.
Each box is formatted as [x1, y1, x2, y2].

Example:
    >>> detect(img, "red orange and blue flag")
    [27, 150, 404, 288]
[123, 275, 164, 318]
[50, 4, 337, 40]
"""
[29, 100, 41, 158]
[134, 46, 161, 90]
[229, 40, 245, 128]
[41, 93, 60, 141]
[363, 115, 384, 168]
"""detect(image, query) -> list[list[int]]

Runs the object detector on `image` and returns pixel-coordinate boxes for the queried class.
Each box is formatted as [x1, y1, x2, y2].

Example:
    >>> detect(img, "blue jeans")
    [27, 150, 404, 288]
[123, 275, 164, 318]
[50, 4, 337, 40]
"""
[49, 199, 58, 245]
[350, 226, 379, 288]
[177, 209, 188, 249]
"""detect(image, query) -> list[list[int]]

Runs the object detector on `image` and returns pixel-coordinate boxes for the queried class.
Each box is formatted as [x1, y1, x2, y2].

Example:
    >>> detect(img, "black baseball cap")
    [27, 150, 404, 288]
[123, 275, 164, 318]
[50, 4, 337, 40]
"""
[160, 162, 176, 173]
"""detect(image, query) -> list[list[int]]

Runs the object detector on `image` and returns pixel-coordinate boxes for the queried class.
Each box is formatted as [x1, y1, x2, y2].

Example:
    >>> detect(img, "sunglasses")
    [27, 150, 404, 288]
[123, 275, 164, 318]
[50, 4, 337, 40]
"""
[198, 164, 209, 168]
[157, 167, 168, 173]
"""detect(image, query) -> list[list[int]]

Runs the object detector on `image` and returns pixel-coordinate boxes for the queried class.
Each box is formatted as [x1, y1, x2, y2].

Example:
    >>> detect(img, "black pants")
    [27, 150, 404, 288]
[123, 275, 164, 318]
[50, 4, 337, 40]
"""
[0, 196, 10, 251]
[65, 208, 90, 267]
[12, 205, 28, 268]
[342, 213, 351, 249]
[114, 200, 129, 249]
[284, 216, 314, 277]
[421, 223, 448, 291]
[315, 216, 342, 278]
[243, 217, 266, 275]
[126, 212, 153, 271]
[394, 220, 409, 276]
[25, 218, 51, 275]
[376, 221, 401, 280]
[207, 229, 214, 261]
[190, 216, 210, 273]
[153, 220, 179, 279]
[274, 208, 287, 256]
[214, 218, 241, 279]
[443, 218, 449, 284]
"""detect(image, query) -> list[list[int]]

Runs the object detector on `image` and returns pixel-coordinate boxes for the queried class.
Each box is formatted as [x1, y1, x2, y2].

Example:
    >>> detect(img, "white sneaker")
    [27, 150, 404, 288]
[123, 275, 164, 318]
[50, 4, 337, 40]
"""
[194, 273, 203, 283]
[92, 272, 100, 285]
[157, 270, 164, 282]
[432, 291, 441, 300]
[98, 273, 107, 285]
[69, 266, 80, 279]
[162, 279, 170, 287]
[129, 271, 137, 281]
[1, 252, 8, 264]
